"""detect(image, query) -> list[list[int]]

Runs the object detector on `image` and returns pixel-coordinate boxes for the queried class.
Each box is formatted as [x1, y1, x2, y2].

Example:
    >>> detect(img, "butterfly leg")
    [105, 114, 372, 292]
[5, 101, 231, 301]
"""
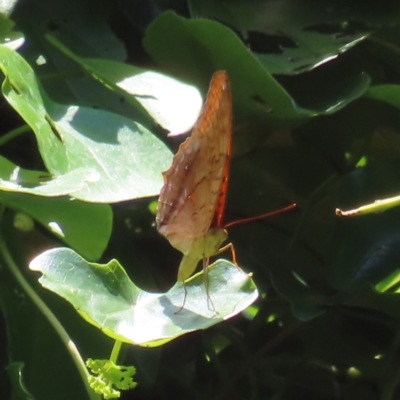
[203, 257, 218, 314]
[216, 242, 237, 265]
[174, 283, 188, 314]
[215, 242, 244, 274]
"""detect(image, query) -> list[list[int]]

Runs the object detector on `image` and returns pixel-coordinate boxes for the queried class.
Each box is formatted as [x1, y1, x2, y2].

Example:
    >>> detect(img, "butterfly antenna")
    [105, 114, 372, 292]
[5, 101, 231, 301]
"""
[224, 203, 297, 229]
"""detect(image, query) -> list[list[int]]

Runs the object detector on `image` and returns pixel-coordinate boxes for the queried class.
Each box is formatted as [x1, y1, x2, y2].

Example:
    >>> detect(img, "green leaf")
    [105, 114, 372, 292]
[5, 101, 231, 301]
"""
[29, 248, 259, 347]
[143, 11, 370, 123]
[46, 35, 204, 136]
[144, 11, 301, 121]
[0, 191, 111, 260]
[365, 84, 400, 109]
[12, 0, 126, 60]
[44, 103, 172, 202]
[0, 155, 88, 196]
[115, 71, 203, 136]
[0, 156, 112, 259]
[0, 13, 21, 41]
[0, 44, 173, 202]
[5, 363, 35, 400]
[189, 0, 396, 75]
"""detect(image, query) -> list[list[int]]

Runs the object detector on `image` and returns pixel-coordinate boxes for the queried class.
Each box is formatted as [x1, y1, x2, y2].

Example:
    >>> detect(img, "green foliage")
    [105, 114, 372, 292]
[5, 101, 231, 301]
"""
[2, 0, 400, 400]
[87, 359, 137, 399]
[0, 44, 172, 202]
[30, 248, 258, 346]
[5, 363, 35, 400]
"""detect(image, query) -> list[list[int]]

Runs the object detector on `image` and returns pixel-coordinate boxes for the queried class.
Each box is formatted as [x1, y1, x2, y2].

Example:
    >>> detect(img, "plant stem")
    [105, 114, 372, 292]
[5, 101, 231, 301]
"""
[0, 219, 101, 400]
[0, 125, 30, 146]
[110, 340, 123, 364]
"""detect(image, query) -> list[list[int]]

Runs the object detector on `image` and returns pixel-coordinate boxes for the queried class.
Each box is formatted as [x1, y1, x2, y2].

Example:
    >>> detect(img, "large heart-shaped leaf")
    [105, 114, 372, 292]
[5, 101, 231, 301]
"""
[30, 248, 259, 347]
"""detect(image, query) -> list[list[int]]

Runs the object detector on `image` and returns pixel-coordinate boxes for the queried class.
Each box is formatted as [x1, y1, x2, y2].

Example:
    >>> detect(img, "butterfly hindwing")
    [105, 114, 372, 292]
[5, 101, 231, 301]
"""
[156, 71, 232, 258]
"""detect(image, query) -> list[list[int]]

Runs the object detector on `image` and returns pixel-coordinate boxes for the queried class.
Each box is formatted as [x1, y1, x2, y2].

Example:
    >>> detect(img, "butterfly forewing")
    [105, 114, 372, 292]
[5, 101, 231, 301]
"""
[156, 71, 232, 255]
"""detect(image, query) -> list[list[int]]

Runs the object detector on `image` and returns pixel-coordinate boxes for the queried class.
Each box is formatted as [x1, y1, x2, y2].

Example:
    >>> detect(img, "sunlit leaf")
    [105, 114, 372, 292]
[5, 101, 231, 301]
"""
[0, 45, 172, 202]
[30, 248, 259, 347]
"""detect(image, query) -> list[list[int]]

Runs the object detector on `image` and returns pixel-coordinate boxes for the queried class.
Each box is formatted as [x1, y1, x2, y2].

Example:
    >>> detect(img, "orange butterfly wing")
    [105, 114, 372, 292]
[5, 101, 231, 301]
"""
[156, 71, 232, 281]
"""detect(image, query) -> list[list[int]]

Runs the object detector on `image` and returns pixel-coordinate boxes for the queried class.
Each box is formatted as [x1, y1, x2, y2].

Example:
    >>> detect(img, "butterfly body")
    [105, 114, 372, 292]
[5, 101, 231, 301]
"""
[156, 71, 232, 282]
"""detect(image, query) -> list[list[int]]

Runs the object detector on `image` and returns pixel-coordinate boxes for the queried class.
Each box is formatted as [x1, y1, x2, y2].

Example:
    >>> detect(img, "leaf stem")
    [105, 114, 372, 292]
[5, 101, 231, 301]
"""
[0, 214, 100, 400]
[110, 340, 123, 364]
[0, 125, 31, 147]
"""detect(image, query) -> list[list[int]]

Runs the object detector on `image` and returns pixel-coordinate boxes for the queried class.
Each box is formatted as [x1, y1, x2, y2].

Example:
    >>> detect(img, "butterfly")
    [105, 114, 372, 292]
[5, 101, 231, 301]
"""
[156, 71, 296, 288]
[156, 71, 232, 284]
